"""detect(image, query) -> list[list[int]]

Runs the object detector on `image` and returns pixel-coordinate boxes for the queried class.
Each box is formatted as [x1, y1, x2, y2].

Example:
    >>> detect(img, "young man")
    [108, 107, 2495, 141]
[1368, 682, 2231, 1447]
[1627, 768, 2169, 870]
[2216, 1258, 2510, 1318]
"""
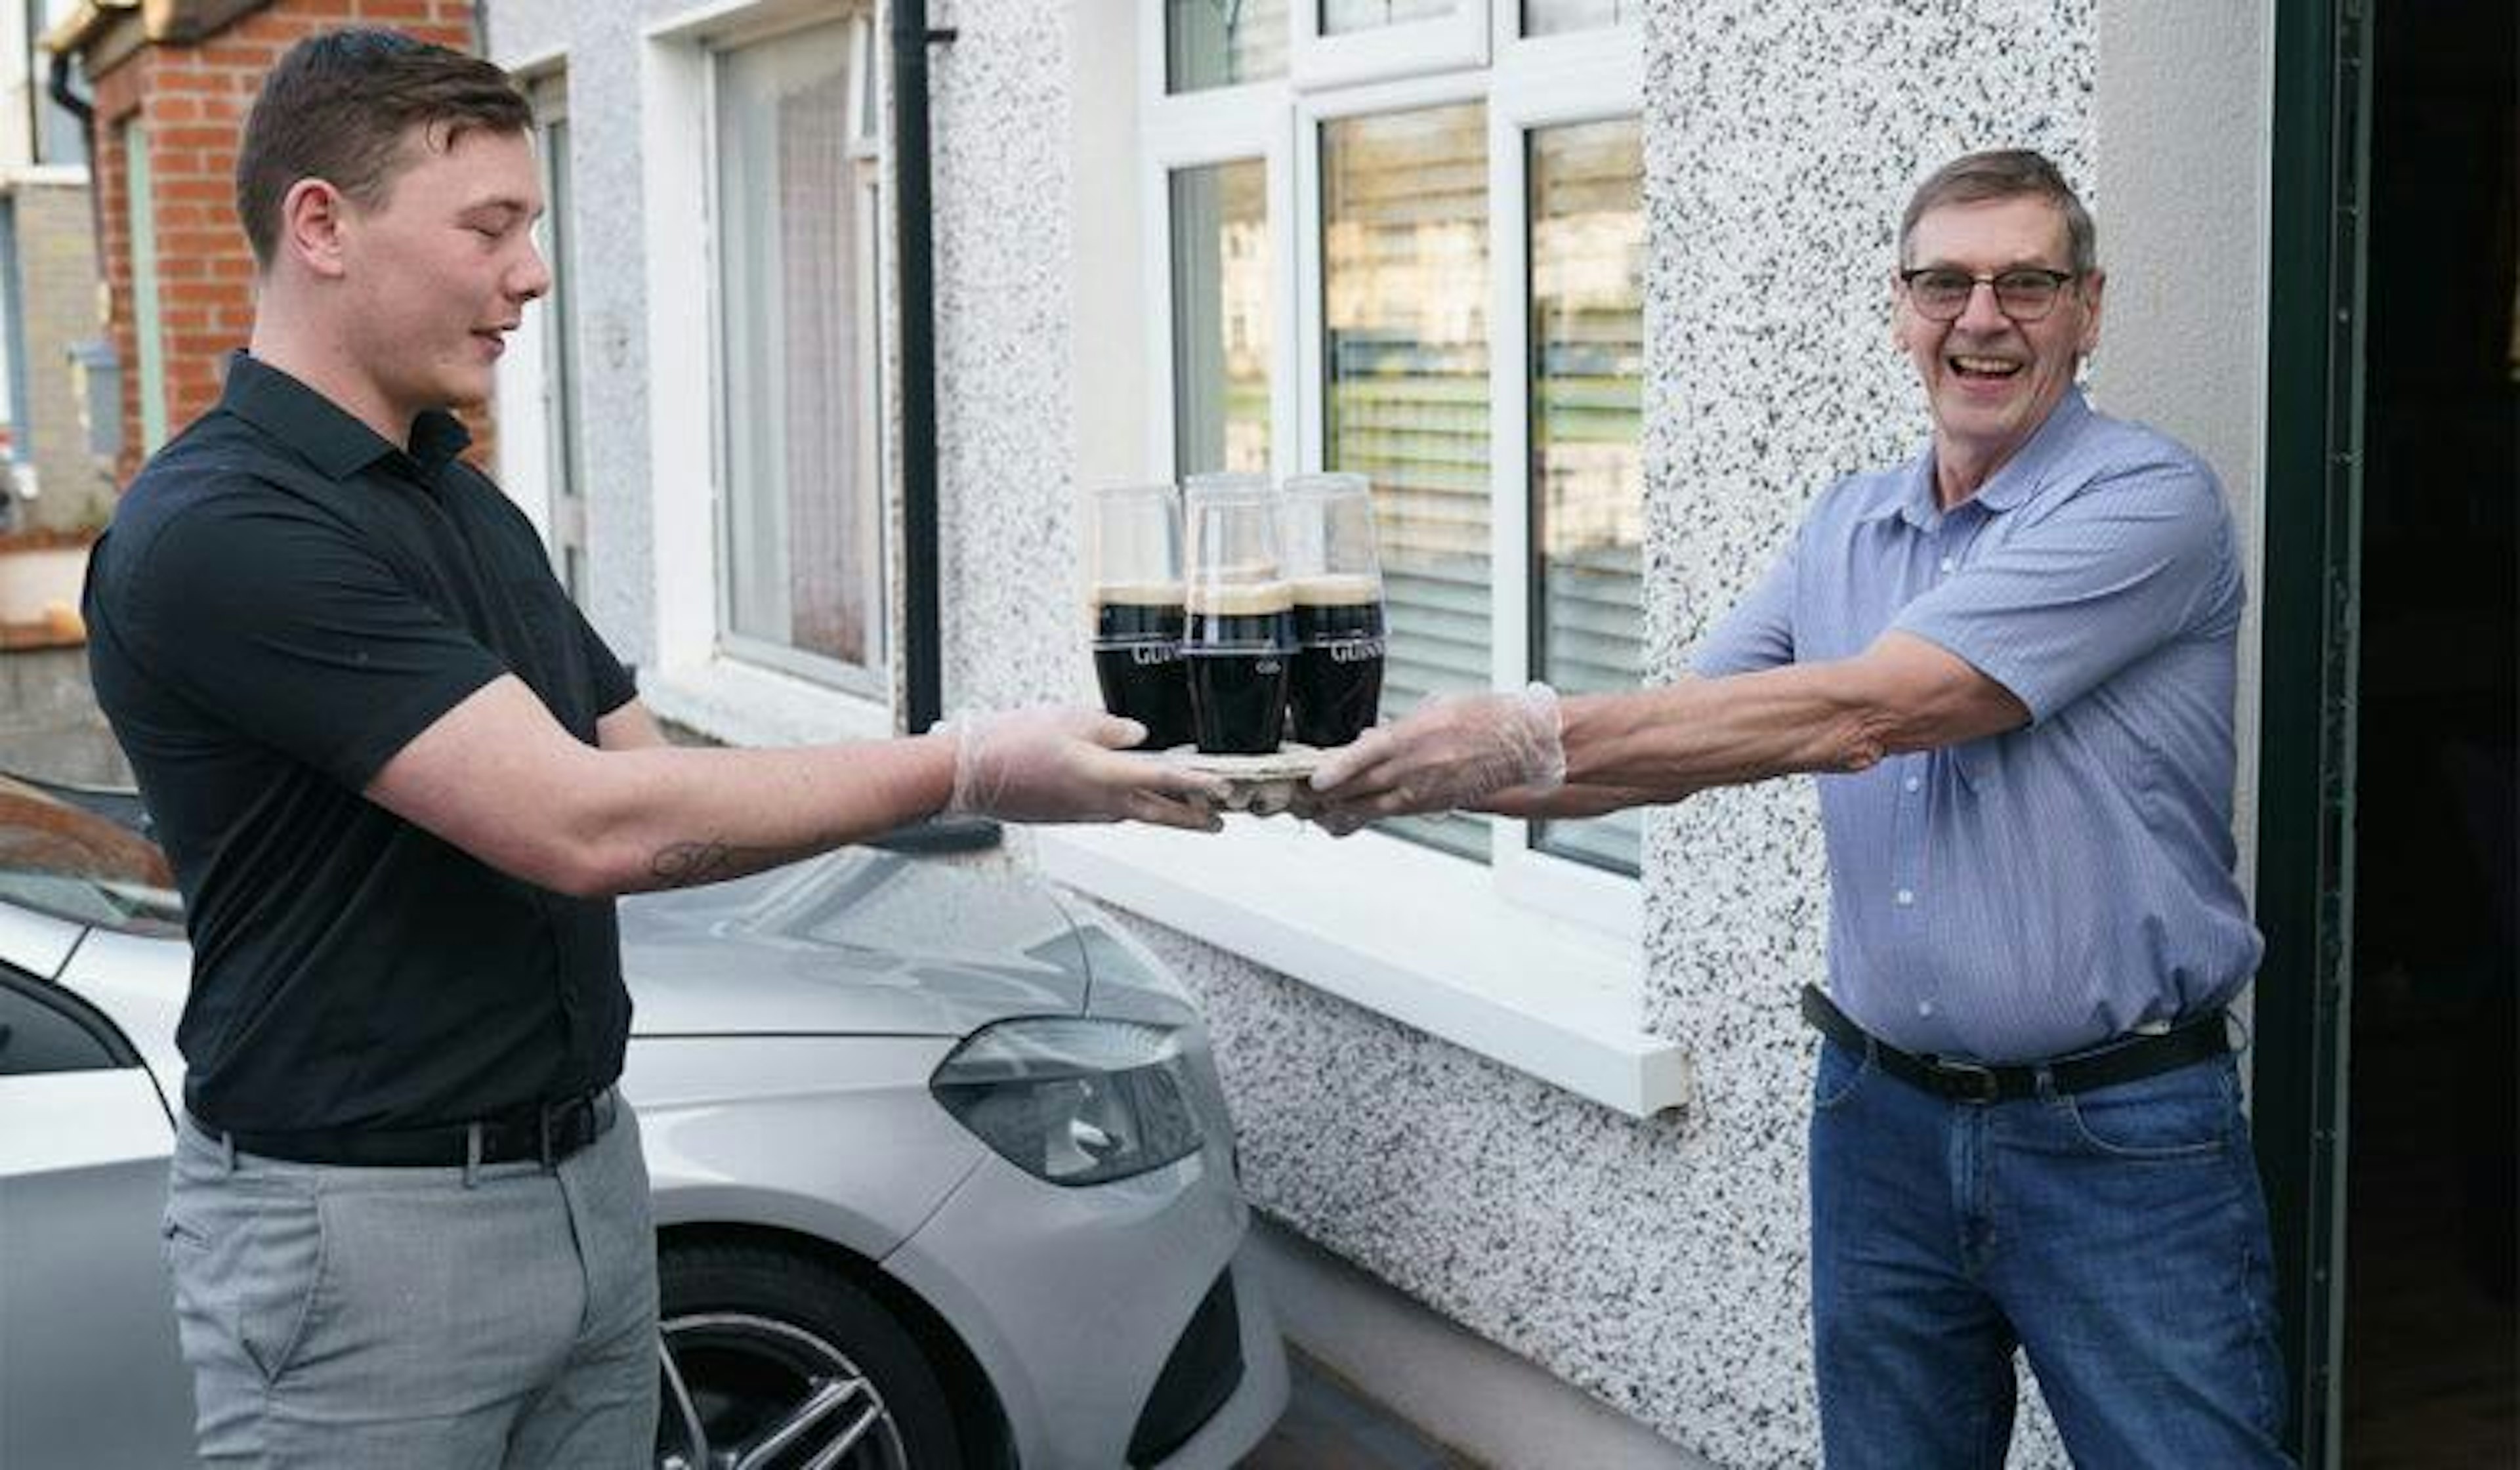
[84, 29, 1221, 1467]
[1308, 150, 2293, 1467]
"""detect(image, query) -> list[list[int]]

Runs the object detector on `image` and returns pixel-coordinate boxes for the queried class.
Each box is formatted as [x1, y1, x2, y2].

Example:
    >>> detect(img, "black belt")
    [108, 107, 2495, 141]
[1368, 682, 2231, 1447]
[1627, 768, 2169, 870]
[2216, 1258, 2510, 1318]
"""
[207, 1089, 619, 1168]
[1799, 984, 2229, 1104]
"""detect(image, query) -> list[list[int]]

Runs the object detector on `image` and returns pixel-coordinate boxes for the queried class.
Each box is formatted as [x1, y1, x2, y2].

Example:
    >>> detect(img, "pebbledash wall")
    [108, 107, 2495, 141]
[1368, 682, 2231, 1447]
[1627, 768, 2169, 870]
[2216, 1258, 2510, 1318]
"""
[486, 1, 2271, 1465]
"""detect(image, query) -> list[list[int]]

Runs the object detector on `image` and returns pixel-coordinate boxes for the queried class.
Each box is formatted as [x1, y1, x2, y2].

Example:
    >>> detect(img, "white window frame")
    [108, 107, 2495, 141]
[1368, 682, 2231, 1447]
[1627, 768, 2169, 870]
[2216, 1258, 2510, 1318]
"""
[1484, 32, 1646, 930]
[1138, 83, 1299, 483]
[1041, 3, 1682, 1119]
[636, 0, 896, 746]
[1290, 0, 1489, 92]
[706, 12, 888, 698]
[492, 58, 557, 544]
[1295, 37, 1643, 932]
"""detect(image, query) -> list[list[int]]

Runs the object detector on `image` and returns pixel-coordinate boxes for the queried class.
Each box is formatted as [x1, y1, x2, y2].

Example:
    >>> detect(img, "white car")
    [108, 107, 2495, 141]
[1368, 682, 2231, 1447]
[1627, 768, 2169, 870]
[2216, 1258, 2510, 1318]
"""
[0, 772, 1286, 1468]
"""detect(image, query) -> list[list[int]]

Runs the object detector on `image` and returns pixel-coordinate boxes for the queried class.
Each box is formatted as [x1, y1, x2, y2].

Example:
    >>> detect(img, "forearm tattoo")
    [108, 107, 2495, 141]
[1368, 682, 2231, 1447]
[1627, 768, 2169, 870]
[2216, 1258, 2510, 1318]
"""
[647, 839, 757, 888]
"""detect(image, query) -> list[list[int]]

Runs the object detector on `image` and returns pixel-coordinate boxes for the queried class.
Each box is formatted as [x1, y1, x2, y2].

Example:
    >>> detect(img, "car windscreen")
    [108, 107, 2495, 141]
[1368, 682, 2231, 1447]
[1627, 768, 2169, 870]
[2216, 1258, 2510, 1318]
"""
[0, 778, 184, 936]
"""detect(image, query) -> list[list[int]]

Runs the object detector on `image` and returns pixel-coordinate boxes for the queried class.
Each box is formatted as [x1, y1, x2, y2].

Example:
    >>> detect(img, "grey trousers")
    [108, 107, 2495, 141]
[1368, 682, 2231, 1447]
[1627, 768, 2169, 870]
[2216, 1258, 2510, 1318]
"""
[163, 1102, 659, 1468]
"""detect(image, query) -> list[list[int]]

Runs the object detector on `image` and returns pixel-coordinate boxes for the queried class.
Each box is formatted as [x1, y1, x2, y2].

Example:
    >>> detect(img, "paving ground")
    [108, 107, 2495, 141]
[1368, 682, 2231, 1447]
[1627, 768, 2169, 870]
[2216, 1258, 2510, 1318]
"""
[1241, 1351, 1477, 1469]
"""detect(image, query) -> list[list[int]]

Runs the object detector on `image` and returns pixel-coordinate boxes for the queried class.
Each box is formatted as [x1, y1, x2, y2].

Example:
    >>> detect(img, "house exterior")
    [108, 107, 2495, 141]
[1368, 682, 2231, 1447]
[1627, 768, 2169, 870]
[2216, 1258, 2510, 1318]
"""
[27, 0, 2508, 1463]
[41, 0, 482, 490]
[479, 3, 2311, 1466]
[0, 0, 112, 539]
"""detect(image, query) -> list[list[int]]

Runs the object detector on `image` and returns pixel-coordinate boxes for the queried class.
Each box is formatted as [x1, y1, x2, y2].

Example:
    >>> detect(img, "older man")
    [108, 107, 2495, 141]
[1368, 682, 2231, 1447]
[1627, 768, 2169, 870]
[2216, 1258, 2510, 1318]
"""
[1310, 150, 2292, 1467]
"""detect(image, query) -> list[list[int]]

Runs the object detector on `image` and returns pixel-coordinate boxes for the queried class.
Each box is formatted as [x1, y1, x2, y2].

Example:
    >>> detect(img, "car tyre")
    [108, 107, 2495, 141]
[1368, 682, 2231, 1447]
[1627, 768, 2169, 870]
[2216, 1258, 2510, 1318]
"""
[656, 1241, 961, 1470]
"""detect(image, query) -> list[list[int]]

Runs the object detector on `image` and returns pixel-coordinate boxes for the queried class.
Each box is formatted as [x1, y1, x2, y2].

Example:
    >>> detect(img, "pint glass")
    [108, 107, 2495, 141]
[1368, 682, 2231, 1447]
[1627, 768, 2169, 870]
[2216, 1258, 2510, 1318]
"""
[1280, 472, 1387, 747]
[1182, 473, 1295, 755]
[1087, 483, 1195, 749]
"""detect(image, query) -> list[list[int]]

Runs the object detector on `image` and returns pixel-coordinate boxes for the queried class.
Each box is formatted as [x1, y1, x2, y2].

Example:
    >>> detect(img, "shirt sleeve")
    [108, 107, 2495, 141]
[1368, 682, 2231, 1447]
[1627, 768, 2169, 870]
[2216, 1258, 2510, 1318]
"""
[566, 598, 637, 717]
[112, 492, 506, 789]
[1893, 458, 2238, 723]
[1689, 536, 1799, 677]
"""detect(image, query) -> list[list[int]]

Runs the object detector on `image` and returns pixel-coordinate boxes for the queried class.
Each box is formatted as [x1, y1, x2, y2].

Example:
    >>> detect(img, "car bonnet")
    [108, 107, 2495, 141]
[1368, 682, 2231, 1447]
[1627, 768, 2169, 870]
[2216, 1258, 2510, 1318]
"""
[619, 847, 1094, 1037]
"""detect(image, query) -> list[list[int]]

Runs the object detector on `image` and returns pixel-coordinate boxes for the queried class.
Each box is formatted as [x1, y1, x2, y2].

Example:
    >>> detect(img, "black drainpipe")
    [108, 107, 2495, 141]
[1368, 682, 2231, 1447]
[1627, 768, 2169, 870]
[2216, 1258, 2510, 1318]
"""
[46, 52, 102, 266]
[891, 1, 954, 734]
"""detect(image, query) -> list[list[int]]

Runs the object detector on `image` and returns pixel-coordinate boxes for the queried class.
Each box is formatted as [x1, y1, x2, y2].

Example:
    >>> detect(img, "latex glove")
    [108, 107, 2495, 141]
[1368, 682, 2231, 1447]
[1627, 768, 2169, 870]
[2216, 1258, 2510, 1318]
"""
[1303, 683, 1564, 834]
[945, 706, 1227, 831]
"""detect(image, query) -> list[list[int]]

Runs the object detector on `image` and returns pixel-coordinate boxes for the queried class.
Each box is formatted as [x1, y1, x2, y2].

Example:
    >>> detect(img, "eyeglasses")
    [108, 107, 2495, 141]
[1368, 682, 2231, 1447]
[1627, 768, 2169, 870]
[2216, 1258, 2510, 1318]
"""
[1898, 267, 2079, 322]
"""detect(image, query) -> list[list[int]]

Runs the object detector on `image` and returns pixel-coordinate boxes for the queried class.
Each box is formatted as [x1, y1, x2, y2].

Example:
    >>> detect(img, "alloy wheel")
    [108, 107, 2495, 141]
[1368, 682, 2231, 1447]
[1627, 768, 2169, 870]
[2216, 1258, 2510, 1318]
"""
[655, 1311, 912, 1470]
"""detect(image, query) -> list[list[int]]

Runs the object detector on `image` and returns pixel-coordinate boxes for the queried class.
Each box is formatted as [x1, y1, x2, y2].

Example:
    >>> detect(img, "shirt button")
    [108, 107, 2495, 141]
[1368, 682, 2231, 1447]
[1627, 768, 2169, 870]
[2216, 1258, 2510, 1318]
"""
[1917, 999, 1935, 1018]
[1904, 775, 1922, 793]
[1895, 889, 1916, 907]
[1939, 556, 1956, 574]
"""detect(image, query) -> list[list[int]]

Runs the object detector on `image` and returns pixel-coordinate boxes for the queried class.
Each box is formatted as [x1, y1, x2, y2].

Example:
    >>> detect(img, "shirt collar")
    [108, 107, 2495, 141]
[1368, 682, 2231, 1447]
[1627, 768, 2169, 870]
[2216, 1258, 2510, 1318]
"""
[1857, 453, 1938, 530]
[1969, 386, 2091, 513]
[1860, 387, 2093, 530]
[219, 351, 474, 481]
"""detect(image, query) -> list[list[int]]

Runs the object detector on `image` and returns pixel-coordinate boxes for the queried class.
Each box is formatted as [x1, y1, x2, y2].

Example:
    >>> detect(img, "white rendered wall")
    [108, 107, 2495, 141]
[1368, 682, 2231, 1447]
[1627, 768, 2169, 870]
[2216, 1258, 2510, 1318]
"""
[490, 1, 662, 669]
[2093, 0, 2276, 884]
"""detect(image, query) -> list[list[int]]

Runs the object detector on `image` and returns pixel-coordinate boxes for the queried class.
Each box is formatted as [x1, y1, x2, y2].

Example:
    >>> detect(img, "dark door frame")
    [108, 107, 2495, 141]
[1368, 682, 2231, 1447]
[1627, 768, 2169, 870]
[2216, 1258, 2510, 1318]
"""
[2254, 0, 2371, 1463]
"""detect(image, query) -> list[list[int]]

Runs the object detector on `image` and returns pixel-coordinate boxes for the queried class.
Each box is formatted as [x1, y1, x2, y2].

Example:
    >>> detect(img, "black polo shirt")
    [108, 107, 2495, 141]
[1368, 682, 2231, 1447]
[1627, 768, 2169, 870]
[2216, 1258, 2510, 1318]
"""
[84, 353, 637, 1134]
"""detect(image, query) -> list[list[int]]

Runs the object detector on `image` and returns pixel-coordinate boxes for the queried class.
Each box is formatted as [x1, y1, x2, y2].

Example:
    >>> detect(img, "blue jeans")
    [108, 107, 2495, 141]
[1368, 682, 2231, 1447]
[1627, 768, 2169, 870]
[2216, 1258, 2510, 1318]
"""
[164, 1104, 659, 1467]
[1809, 1040, 2293, 1468]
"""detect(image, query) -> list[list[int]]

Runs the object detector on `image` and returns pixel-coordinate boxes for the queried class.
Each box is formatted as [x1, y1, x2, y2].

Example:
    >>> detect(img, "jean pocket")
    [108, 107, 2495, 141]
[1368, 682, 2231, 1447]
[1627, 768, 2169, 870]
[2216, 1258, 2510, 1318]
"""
[2054, 1058, 2236, 1160]
[1813, 1039, 1874, 1112]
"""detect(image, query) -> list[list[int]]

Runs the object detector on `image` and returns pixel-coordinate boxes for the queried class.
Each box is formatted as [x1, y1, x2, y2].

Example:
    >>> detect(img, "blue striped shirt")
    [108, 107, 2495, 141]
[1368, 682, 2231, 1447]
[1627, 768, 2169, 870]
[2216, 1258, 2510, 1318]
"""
[1692, 390, 2263, 1061]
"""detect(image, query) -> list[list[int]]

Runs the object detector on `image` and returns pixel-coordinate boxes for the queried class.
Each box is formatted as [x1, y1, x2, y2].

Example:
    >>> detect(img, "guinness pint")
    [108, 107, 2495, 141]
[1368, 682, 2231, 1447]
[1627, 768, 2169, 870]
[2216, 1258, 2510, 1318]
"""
[1289, 573, 1386, 747]
[1185, 580, 1296, 755]
[1091, 581, 1194, 749]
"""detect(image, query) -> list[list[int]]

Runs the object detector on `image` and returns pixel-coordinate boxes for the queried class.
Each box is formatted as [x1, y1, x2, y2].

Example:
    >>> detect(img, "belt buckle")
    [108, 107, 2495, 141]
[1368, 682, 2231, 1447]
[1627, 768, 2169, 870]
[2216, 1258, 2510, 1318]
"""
[1929, 1058, 2000, 1104]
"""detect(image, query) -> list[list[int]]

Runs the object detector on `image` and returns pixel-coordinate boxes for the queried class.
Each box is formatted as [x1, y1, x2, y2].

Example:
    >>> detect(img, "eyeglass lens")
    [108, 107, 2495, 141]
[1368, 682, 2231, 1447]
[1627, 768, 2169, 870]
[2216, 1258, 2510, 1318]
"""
[1908, 270, 2067, 321]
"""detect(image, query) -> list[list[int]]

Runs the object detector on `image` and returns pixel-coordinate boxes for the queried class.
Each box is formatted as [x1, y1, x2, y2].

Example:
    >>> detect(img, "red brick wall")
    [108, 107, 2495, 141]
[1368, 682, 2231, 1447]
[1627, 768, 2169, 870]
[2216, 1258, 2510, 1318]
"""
[87, 0, 492, 486]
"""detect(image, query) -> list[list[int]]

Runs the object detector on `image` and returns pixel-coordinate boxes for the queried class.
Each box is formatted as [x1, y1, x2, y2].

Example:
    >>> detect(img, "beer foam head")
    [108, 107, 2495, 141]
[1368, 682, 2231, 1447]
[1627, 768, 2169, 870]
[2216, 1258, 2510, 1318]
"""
[1093, 580, 1186, 607]
[1188, 579, 1294, 616]
[1293, 573, 1383, 606]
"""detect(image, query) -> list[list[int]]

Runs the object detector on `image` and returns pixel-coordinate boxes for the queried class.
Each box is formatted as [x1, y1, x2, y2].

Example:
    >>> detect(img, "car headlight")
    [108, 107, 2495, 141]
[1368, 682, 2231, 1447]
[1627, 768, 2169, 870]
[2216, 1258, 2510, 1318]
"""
[930, 1017, 1208, 1186]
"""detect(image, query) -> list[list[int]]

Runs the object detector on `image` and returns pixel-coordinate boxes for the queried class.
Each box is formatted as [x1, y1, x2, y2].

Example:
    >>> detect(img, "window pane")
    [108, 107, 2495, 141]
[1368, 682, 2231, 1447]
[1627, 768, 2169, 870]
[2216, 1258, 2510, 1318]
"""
[1528, 117, 1644, 874]
[1522, 0, 1630, 37]
[716, 24, 883, 676]
[1323, 104, 1488, 860]
[1167, 0, 1287, 91]
[1171, 161, 1271, 478]
[1322, 0, 1461, 37]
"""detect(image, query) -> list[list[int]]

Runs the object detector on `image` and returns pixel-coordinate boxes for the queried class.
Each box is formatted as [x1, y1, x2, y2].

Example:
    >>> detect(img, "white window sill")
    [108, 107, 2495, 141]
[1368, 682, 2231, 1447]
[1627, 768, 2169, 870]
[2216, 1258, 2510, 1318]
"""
[639, 657, 895, 747]
[1037, 821, 1690, 1119]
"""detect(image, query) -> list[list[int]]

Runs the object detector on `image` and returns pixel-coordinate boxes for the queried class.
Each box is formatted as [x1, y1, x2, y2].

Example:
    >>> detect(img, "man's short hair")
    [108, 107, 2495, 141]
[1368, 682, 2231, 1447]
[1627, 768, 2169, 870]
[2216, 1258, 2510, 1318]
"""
[234, 28, 532, 268]
[1899, 149, 2098, 275]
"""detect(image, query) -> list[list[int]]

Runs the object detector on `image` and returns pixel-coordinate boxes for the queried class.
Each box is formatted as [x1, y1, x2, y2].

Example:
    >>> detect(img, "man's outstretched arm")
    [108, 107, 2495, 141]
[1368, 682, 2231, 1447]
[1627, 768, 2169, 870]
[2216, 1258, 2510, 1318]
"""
[369, 677, 1224, 897]
[1560, 631, 2029, 797]
[1310, 631, 2028, 824]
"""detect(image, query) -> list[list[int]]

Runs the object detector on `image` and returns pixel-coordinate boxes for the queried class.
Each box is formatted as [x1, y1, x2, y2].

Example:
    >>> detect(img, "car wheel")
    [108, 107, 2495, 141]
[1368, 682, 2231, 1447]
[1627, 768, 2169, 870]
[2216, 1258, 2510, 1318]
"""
[655, 1242, 961, 1470]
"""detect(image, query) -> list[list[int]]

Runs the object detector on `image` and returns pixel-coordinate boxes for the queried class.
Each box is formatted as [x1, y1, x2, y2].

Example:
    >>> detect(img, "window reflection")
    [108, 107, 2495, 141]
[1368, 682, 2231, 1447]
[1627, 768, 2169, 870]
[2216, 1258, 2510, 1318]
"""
[1171, 161, 1272, 478]
[715, 24, 884, 678]
[1528, 117, 1644, 875]
[1322, 0, 1460, 37]
[1323, 103, 1490, 860]
[1522, 0, 1631, 37]
[1167, 0, 1288, 92]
